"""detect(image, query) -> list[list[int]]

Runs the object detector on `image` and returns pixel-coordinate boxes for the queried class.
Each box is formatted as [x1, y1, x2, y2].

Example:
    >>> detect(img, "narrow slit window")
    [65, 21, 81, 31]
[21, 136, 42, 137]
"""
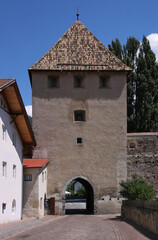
[2, 161, 7, 178]
[13, 165, 16, 179]
[12, 200, 16, 213]
[2, 125, 7, 141]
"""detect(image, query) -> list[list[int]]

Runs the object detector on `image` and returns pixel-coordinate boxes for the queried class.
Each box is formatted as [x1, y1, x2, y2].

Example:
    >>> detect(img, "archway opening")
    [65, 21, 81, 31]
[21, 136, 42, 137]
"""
[65, 177, 94, 214]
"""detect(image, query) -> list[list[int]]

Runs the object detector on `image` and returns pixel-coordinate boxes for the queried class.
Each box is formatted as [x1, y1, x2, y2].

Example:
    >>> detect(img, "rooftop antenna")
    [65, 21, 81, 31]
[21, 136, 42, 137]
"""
[76, 7, 79, 21]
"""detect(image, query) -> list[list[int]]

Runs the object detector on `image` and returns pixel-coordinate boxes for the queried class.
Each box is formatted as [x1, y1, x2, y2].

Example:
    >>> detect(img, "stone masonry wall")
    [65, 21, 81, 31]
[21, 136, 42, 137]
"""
[127, 133, 158, 196]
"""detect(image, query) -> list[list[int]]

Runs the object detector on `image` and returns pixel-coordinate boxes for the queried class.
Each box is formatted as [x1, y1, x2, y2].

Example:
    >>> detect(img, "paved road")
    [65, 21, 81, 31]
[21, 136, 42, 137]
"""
[0, 214, 157, 240]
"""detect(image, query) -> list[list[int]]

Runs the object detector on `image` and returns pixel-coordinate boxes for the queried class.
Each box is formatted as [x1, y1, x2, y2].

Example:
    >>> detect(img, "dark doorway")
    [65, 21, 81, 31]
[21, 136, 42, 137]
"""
[65, 177, 94, 214]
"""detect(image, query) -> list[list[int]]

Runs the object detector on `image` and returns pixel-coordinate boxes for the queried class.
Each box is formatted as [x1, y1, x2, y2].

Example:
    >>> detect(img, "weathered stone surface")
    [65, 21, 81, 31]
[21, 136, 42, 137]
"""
[127, 133, 158, 196]
[31, 70, 127, 214]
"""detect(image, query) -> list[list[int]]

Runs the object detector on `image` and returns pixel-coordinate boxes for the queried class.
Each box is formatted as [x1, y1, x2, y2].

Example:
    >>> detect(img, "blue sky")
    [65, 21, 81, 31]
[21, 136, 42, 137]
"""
[0, 0, 158, 113]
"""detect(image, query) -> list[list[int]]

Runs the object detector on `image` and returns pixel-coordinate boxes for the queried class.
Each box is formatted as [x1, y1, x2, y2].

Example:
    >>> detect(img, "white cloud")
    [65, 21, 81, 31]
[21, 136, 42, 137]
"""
[25, 105, 32, 117]
[147, 33, 158, 62]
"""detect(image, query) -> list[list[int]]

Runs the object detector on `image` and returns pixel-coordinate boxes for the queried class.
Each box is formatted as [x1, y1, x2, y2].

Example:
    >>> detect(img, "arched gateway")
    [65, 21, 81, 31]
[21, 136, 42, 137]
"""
[63, 176, 94, 214]
[27, 20, 130, 216]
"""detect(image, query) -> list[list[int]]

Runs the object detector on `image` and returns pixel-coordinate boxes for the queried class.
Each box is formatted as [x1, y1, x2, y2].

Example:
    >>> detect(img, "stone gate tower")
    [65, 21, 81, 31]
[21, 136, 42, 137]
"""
[29, 20, 131, 214]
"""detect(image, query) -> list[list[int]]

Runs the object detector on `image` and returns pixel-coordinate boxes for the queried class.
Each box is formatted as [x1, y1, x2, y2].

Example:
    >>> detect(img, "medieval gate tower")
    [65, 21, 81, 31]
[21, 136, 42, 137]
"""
[29, 20, 131, 214]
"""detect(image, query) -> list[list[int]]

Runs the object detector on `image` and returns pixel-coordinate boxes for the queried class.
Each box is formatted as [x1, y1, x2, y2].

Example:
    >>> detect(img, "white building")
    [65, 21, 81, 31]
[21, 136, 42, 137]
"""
[0, 79, 36, 223]
[23, 158, 49, 218]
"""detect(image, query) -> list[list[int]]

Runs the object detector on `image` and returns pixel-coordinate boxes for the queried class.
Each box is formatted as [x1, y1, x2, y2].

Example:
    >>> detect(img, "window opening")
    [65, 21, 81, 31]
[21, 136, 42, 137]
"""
[42, 172, 44, 182]
[48, 76, 60, 88]
[24, 174, 32, 181]
[2, 203, 6, 214]
[99, 76, 110, 88]
[77, 138, 82, 144]
[12, 200, 16, 213]
[40, 198, 43, 209]
[2, 161, 7, 178]
[74, 110, 86, 122]
[74, 76, 84, 88]
[13, 165, 16, 179]
[2, 125, 7, 140]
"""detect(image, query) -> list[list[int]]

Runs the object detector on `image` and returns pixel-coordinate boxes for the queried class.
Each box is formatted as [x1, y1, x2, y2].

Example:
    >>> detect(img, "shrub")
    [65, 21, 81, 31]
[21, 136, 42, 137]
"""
[120, 174, 155, 201]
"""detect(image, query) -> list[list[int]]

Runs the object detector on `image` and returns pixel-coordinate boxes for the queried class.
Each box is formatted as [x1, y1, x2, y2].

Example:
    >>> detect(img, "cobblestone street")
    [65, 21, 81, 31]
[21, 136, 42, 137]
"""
[0, 214, 157, 240]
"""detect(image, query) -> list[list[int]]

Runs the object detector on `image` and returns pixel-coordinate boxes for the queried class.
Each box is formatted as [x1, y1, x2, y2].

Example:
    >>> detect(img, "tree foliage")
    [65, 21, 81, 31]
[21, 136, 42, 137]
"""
[108, 36, 158, 132]
[120, 174, 155, 201]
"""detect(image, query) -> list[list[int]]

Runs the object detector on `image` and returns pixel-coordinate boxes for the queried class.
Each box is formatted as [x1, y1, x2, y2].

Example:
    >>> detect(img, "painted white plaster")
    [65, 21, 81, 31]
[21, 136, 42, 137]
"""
[0, 95, 23, 223]
[38, 166, 47, 217]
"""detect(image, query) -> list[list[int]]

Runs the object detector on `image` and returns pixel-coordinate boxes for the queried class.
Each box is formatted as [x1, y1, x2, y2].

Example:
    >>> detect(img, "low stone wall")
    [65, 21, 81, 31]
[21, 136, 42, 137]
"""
[127, 133, 158, 196]
[121, 200, 158, 236]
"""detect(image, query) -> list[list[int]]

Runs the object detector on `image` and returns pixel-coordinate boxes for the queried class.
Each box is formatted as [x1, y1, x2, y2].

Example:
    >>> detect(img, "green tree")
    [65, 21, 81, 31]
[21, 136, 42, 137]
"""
[108, 36, 158, 132]
[123, 37, 140, 132]
[135, 36, 158, 131]
[66, 183, 75, 195]
[108, 38, 123, 60]
[120, 174, 155, 201]
[76, 186, 86, 197]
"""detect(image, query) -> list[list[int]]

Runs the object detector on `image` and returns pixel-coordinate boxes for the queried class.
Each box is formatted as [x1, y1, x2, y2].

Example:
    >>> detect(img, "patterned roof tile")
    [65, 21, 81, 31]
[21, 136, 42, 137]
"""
[29, 21, 131, 71]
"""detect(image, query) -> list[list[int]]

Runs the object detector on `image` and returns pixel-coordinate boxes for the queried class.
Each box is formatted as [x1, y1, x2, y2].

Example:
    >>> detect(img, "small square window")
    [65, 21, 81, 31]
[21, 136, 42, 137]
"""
[74, 76, 84, 88]
[48, 76, 60, 88]
[99, 76, 110, 88]
[74, 110, 86, 122]
[24, 174, 32, 181]
[77, 138, 82, 144]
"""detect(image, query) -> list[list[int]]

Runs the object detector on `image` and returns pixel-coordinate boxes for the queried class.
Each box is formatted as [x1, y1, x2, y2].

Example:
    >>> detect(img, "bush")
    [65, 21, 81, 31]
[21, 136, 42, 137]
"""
[120, 174, 155, 201]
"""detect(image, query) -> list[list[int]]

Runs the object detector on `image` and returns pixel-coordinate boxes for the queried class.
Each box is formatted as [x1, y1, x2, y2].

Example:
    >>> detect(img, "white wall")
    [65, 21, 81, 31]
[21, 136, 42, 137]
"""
[0, 95, 23, 223]
[38, 166, 47, 217]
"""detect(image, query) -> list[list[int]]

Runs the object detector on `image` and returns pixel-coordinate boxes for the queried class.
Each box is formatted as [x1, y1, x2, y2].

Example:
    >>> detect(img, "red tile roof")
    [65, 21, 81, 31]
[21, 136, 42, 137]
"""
[23, 158, 49, 168]
[29, 21, 131, 72]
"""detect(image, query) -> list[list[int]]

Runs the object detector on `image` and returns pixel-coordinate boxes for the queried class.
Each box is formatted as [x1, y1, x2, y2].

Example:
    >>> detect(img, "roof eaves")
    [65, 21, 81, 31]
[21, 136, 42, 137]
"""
[23, 159, 49, 168]
[0, 79, 16, 90]
[13, 83, 36, 147]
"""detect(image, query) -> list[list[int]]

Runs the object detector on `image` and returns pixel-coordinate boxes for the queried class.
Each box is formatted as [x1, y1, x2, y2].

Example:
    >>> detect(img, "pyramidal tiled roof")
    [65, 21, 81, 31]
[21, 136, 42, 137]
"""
[29, 21, 131, 71]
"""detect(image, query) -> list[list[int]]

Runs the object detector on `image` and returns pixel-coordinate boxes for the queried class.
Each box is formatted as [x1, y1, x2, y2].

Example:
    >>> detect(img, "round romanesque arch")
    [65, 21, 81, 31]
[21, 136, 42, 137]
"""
[63, 176, 94, 214]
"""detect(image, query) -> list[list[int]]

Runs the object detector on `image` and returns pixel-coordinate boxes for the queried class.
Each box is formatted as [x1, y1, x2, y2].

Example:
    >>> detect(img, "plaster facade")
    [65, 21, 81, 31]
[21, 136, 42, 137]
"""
[0, 95, 23, 223]
[23, 165, 48, 218]
[31, 70, 127, 213]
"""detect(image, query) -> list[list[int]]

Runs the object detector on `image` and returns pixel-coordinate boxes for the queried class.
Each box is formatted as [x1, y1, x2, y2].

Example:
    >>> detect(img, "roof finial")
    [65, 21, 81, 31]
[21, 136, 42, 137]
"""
[76, 7, 79, 21]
